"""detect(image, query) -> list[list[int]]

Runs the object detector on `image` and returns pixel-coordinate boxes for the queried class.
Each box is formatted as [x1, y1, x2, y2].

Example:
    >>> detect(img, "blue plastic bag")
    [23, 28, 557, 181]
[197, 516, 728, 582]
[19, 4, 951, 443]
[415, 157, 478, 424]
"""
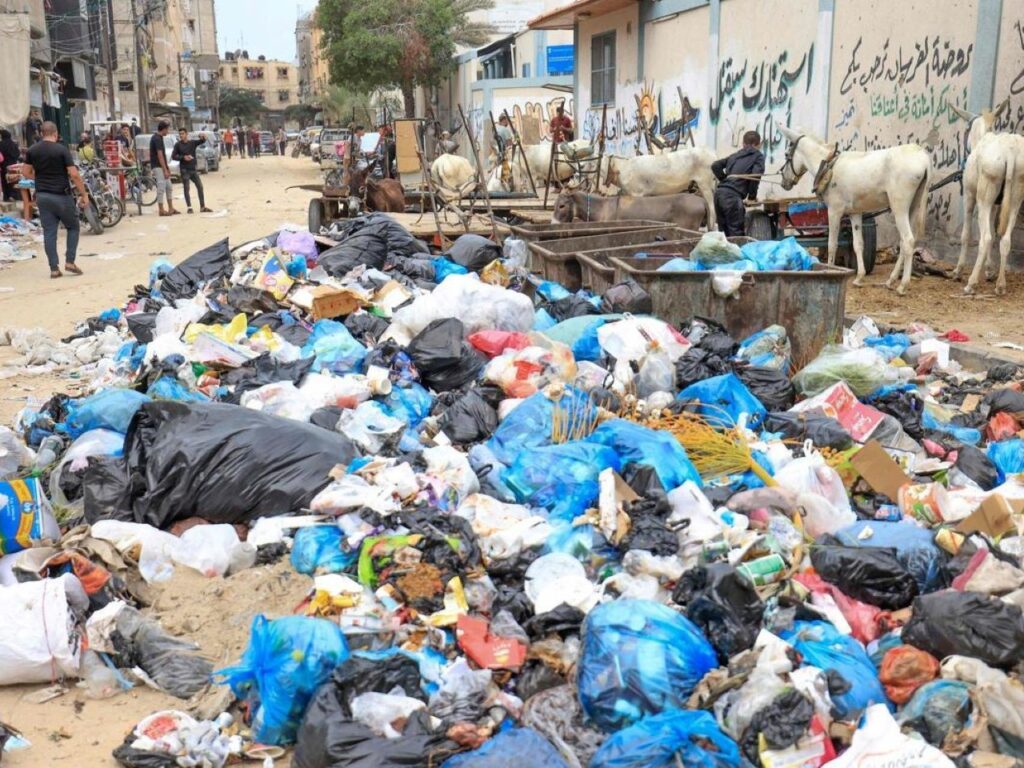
[677, 373, 767, 429]
[780, 620, 889, 719]
[921, 410, 981, 446]
[656, 257, 701, 272]
[736, 326, 791, 371]
[286, 254, 308, 279]
[503, 441, 620, 521]
[988, 438, 1024, 481]
[864, 333, 911, 362]
[442, 727, 569, 768]
[899, 680, 972, 746]
[588, 419, 701, 490]
[487, 388, 593, 465]
[739, 236, 817, 271]
[542, 315, 620, 363]
[290, 526, 357, 575]
[147, 376, 208, 402]
[578, 599, 718, 731]
[219, 615, 349, 746]
[148, 258, 174, 293]
[302, 319, 367, 374]
[533, 307, 557, 331]
[61, 389, 151, 439]
[432, 257, 469, 283]
[590, 710, 742, 768]
[379, 383, 434, 429]
[99, 307, 121, 323]
[832, 520, 946, 593]
[537, 281, 571, 302]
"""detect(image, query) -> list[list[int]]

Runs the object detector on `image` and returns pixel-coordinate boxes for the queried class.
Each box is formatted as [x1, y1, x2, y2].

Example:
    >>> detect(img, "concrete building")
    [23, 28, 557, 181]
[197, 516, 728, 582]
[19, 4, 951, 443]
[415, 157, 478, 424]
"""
[296, 11, 331, 107]
[529, 0, 1024, 255]
[219, 54, 300, 111]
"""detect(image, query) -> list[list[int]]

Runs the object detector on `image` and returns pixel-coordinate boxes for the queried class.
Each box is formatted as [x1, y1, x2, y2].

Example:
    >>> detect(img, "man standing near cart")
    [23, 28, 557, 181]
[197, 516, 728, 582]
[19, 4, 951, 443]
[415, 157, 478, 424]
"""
[711, 130, 764, 237]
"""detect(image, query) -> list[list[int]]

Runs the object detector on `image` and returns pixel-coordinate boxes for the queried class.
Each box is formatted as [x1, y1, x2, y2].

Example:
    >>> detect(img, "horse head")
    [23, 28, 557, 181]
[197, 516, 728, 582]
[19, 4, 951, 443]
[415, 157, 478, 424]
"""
[778, 126, 809, 190]
[551, 190, 575, 223]
[953, 98, 1012, 154]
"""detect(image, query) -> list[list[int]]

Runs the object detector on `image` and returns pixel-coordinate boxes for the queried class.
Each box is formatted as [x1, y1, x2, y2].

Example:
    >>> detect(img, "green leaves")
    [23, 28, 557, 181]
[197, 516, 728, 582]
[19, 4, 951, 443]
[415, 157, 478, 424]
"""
[219, 88, 264, 121]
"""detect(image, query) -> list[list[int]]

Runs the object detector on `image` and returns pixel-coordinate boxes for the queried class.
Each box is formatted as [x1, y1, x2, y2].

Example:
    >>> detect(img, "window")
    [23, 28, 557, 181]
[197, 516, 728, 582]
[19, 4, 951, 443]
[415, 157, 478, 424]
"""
[231, 67, 237, 77]
[245, 67, 264, 80]
[590, 31, 616, 106]
[118, 80, 134, 91]
[278, 90, 290, 102]
[277, 67, 289, 79]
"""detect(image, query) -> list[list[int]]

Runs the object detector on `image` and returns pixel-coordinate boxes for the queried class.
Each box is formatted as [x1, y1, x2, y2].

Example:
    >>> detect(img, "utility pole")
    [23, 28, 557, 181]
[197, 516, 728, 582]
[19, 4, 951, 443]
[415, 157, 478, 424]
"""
[131, 0, 149, 129]
[177, 52, 184, 106]
[99, 0, 117, 119]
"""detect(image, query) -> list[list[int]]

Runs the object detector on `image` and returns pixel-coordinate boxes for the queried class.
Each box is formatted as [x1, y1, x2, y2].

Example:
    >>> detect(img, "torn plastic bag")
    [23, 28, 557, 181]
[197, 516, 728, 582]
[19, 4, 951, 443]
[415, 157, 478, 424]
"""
[443, 727, 569, 768]
[676, 373, 767, 429]
[878, 645, 939, 705]
[590, 709, 741, 768]
[779, 620, 889, 719]
[810, 543, 918, 609]
[600, 279, 652, 315]
[158, 238, 231, 301]
[898, 679, 972, 747]
[793, 571, 884, 644]
[831, 521, 947, 594]
[219, 614, 349, 746]
[762, 411, 853, 450]
[302, 319, 368, 374]
[792, 345, 889, 398]
[954, 444, 999, 490]
[503, 441, 620, 522]
[521, 685, 606, 768]
[291, 526, 357, 575]
[437, 390, 499, 444]
[336, 402, 405, 454]
[598, 316, 689, 365]
[114, 605, 213, 698]
[62, 389, 151, 439]
[487, 388, 592, 465]
[111, 401, 357, 528]
[407, 318, 484, 392]
[902, 591, 1024, 669]
[319, 213, 429, 276]
[674, 348, 731, 390]
[735, 365, 795, 411]
[588, 419, 701, 491]
[672, 563, 764, 661]
[577, 599, 717, 731]
[448, 233, 502, 272]
[826, 704, 954, 768]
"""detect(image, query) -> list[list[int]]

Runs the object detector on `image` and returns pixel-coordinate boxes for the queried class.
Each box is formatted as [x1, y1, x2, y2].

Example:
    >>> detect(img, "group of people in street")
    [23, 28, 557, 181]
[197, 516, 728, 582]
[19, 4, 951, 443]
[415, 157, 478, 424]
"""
[147, 121, 213, 217]
[220, 126, 288, 159]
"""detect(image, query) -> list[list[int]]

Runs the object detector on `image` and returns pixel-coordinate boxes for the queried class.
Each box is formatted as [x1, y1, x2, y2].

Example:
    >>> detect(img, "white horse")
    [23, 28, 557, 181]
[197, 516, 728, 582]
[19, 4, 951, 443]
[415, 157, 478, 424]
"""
[950, 100, 1022, 294]
[604, 147, 718, 230]
[778, 126, 931, 294]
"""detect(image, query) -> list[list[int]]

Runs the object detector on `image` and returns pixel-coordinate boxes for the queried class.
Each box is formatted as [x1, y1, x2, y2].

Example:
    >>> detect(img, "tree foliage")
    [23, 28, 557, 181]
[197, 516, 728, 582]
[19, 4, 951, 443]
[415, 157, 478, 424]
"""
[218, 87, 264, 122]
[284, 103, 318, 126]
[317, 0, 495, 117]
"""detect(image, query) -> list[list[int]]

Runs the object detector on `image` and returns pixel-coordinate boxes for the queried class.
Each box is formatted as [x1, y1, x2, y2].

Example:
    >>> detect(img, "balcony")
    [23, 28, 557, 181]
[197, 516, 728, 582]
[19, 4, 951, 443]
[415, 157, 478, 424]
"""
[46, 0, 97, 60]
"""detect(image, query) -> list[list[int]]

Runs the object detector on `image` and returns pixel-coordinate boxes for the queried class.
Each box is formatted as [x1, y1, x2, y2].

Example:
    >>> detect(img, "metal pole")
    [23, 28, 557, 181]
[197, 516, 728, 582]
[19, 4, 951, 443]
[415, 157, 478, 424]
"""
[177, 52, 183, 110]
[131, 0, 149, 129]
[595, 103, 607, 191]
[502, 109, 537, 198]
[99, 0, 117, 119]
[458, 103, 501, 245]
[543, 135, 556, 209]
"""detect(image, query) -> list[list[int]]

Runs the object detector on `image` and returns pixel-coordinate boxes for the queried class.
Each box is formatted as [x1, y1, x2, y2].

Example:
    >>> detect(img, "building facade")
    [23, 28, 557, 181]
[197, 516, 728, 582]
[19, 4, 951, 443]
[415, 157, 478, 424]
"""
[296, 10, 330, 107]
[219, 54, 300, 111]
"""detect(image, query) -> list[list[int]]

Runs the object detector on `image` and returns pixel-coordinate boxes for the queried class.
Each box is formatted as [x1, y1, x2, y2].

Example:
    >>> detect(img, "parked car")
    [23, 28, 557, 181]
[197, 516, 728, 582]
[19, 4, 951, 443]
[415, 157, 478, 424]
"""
[317, 127, 351, 166]
[286, 131, 300, 141]
[258, 131, 275, 154]
[135, 133, 208, 180]
[191, 131, 220, 172]
[309, 128, 325, 161]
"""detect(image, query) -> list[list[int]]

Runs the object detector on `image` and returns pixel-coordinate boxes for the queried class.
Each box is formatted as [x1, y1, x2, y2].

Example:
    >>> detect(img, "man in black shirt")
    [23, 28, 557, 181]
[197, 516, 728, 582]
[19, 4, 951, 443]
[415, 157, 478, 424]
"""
[21, 121, 90, 278]
[150, 121, 178, 216]
[711, 130, 765, 236]
[172, 128, 212, 213]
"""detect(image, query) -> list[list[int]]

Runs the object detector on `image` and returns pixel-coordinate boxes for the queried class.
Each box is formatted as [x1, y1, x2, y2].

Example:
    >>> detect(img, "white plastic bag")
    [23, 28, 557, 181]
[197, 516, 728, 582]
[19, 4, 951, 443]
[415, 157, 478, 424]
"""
[422, 445, 479, 499]
[597, 316, 689, 365]
[0, 427, 35, 480]
[240, 381, 316, 422]
[773, 450, 855, 538]
[350, 692, 426, 739]
[336, 401, 406, 453]
[0, 579, 79, 684]
[455, 494, 551, 561]
[826, 704, 954, 767]
[525, 552, 598, 614]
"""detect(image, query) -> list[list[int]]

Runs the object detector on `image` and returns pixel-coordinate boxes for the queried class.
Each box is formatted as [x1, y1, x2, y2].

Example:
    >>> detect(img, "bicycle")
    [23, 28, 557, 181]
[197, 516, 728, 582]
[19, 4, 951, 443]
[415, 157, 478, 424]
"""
[79, 162, 124, 228]
[125, 166, 158, 208]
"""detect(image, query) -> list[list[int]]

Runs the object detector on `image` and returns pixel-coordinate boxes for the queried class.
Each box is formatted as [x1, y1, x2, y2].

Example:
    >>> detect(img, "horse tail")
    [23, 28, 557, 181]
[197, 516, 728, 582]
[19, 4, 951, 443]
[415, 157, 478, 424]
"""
[998, 152, 1017, 238]
[911, 159, 931, 239]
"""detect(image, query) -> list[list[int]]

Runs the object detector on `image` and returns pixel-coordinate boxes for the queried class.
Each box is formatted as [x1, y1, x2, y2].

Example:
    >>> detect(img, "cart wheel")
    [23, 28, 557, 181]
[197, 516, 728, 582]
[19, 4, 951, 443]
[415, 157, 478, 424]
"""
[836, 221, 877, 275]
[308, 198, 324, 234]
[744, 210, 776, 241]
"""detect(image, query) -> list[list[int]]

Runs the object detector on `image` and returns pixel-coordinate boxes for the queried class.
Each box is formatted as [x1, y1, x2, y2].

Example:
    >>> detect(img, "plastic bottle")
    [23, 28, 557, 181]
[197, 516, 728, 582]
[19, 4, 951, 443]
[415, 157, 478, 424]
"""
[502, 237, 528, 269]
[636, 346, 674, 399]
[79, 650, 121, 699]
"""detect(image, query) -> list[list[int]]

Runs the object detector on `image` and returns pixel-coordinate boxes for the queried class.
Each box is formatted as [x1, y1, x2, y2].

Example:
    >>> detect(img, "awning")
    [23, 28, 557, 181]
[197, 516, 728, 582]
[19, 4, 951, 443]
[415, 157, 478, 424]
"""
[528, 0, 637, 30]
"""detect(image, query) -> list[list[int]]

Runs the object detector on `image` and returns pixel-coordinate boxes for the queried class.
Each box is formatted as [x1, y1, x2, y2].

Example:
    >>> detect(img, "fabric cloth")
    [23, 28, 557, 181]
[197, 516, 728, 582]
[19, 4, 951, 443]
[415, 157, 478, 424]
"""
[153, 166, 171, 204]
[711, 146, 765, 199]
[36, 191, 80, 270]
[25, 140, 74, 195]
[181, 168, 205, 209]
[172, 137, 205, 171]
[149, 133, 167, 170]
[0, 14, 31, 126]
[550, 114, 573, 142]
[714, 187, 747, 237]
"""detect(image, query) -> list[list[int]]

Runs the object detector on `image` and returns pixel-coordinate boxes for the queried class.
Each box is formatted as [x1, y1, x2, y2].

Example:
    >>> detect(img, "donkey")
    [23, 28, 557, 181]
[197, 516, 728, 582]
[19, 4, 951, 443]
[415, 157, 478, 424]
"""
[778, 126, 931, 294]
[950, 100, 1021, 294]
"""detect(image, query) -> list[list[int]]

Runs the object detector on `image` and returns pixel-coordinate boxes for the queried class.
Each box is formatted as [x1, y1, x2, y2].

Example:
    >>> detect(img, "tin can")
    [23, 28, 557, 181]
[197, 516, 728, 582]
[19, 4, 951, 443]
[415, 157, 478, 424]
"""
[737, 554, 786, 586]
[701, 540, 731, 562]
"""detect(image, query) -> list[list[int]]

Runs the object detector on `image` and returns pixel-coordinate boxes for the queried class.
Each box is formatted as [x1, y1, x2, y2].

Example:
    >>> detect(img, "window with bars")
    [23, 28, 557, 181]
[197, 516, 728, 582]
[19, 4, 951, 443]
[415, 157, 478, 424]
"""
[590, 31, 616, 106]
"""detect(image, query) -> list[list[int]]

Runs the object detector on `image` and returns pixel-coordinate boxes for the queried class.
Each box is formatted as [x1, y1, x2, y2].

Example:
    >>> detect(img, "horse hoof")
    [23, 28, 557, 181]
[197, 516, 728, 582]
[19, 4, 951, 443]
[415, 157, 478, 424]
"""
[952, 269, 962, 282]
[884, 280, 895, 291]
[996, 283, 1007, 296]
[964, 283, 976, 295]
[896, 285, 907, 296]
[852, 277, 864, 287]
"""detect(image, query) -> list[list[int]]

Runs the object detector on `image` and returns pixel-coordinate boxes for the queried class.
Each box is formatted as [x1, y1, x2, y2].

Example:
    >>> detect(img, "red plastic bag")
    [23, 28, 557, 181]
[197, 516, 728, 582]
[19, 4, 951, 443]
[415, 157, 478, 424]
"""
[987, 411, 1020, 442]
[878, 645, 939, 704]
[468, 331, 531, 358]
[793, 571, 885, 644]
[941, 329, 970, 342]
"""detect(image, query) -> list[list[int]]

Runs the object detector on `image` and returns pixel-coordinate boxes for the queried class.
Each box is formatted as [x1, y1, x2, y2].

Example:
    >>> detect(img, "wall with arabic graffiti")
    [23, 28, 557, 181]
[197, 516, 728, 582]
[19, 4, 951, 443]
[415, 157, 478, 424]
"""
[993, 11, 1024, 136]
[829, 0, 979, 242]
[642, 6, 711, 146]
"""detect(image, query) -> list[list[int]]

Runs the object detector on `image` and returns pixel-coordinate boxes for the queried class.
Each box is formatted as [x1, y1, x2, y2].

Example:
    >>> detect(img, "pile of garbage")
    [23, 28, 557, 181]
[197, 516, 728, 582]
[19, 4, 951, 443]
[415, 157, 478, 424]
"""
[2, 214, 1024, 767]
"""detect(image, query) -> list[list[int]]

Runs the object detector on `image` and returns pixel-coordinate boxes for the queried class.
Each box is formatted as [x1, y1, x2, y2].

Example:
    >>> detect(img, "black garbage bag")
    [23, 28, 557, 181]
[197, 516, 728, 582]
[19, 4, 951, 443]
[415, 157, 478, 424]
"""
[955, 444, 999, 490]
[406, 318, 484, 392]
[902, 591, 1024, 669]
[620, 498, 677, 556]
[987, 362, 1020, 383]
[810, 543, 918, 610]
[310, 406, 345, 432]
[221, 353, 315, 401]
[545, 295, 600, 322]
[672, 563, 763, 661]
[83, 456, 135, 523]
[398, 508, 482, 576]
[96, 401, 357, 529]
[436, 390, 498, 444]
[159, 238, 231, 301]
[871, 390, 925, 441]
[600, 279, 652, 314]
[344, 312, 391, 345]
[683, 317, 737, 357]
[675, 347, 730, 390]
[112, 606, 213, 698]
[740, 690, 814, 763]
[126, 312, 158, 344]
[735, 365, 796, 411]
[319, 213, 429, 278]
[112, 739, 179, 768]
[522, 604, 585, 639]
[448, 234, 501, 272]
[624, 464, 666, 499]
[387, 254, 437, 282]
[982, 388, 1024, 419]
[763, 411, 853, 450]
[293, 657, 455, 768]
[226, 284, 280, 314]
[516, 661, 566, 700]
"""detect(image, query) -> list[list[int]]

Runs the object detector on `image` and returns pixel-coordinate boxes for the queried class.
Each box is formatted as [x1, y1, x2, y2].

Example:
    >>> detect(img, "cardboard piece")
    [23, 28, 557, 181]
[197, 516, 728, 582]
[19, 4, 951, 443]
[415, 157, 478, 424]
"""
[793, 382, 884, 442]
[598, 469, 639, 545]
[850, 440, 912, 502]
[957, 494, 1017, 538]
[310, 286, 365, 320]
[960, 393, 982, 413]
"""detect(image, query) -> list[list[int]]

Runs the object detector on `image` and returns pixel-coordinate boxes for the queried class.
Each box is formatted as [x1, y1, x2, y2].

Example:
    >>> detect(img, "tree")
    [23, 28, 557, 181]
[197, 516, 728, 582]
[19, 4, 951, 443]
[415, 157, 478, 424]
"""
[219, 87, 263, 123]
[317, 0, 495, 118]
[320, 85, 374, 126]
[284, 103, 318, 126]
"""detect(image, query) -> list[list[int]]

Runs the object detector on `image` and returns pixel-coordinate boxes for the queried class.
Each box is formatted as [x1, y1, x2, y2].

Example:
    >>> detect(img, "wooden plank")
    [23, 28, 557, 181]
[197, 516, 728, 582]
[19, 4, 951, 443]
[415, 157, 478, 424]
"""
[384, 212, 496, 238]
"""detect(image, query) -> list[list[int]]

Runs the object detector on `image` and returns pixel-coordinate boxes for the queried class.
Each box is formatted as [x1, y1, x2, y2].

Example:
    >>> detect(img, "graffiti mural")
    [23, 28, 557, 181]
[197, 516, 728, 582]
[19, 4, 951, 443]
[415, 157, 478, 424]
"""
[578, 81, 702, 156]
[993, 19, 1024, 135]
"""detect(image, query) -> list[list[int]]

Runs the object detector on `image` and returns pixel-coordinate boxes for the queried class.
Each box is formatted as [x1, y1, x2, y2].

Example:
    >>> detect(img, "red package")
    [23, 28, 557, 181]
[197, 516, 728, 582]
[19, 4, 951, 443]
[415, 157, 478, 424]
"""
[468, 331, 531, 358]
[794, 571, 885, 644]
[879, 645, 939, 704]
[941, 329, 970, 342]
[456, 615, 527, 670]
[987, 411, 1020, 442]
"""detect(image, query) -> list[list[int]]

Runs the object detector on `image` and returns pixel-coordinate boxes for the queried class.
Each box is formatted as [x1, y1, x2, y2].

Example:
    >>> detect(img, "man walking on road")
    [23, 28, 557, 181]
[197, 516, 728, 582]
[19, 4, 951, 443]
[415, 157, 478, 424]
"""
[236, 126, 247, 159]
[222, 127, 234, 158]
[20, 121, 89, 278]
[250, 128, 261, 158]
[172, 128, 212, 214]
[150, 121, 178, 216]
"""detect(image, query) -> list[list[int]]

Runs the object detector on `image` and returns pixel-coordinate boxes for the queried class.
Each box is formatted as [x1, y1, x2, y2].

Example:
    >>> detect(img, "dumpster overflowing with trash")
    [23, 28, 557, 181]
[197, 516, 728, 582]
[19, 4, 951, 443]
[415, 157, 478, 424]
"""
[2, 214, 1024, 767]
